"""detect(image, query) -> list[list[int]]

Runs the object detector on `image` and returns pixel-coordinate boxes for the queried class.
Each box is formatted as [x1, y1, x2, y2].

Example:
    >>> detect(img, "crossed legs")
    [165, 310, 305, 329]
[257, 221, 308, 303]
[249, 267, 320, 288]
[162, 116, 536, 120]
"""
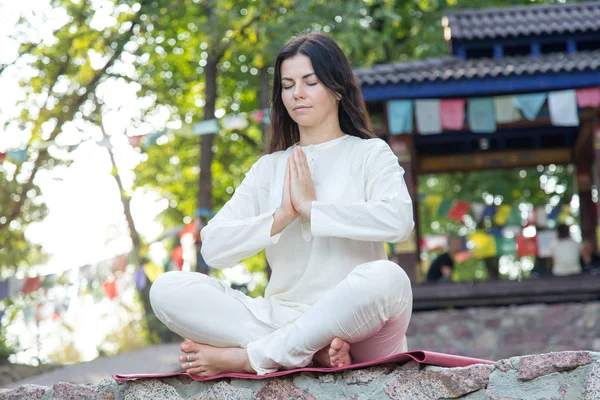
[150, 260, 412, 376]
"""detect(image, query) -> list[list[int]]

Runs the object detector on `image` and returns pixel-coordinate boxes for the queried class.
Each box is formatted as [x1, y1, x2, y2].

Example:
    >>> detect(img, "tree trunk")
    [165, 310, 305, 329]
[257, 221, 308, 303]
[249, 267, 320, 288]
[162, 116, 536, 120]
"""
[196, 55, 219, 275]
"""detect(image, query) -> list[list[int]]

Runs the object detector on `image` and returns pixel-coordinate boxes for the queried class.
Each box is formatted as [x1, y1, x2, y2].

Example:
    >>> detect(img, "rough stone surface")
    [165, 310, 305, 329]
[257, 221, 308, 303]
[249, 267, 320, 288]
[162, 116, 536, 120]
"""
[254, 378, 316, 400]
[3, 352, 600, 399]
[519, 351, 594, 381]
[585, 360, 600, 400]
[49, 382, 96, 400]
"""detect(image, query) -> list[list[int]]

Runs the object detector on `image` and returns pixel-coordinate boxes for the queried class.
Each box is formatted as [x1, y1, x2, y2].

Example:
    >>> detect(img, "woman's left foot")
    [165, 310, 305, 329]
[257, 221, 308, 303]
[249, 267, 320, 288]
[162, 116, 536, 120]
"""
[179, 341, 255, 376]
[313, 337, 352, 368]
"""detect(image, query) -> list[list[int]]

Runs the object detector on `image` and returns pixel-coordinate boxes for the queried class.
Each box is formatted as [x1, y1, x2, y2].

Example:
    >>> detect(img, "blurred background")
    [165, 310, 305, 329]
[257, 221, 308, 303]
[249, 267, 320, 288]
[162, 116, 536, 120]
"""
[1, 0, 600, 387]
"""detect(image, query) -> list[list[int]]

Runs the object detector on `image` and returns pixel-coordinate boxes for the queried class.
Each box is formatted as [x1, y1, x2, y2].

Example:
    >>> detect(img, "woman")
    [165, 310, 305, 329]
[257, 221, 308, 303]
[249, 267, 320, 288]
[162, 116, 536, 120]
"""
[150, 32, 414, 377]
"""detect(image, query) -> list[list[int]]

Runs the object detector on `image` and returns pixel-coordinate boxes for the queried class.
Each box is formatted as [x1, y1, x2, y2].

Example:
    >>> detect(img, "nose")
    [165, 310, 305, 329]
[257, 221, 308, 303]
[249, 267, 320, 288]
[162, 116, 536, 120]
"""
[293, 84, 306, 99]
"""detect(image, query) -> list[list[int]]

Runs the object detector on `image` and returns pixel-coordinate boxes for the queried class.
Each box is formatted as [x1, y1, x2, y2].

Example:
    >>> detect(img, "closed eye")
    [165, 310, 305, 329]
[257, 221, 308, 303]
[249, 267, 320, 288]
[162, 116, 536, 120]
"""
[282, 82, 318, 90]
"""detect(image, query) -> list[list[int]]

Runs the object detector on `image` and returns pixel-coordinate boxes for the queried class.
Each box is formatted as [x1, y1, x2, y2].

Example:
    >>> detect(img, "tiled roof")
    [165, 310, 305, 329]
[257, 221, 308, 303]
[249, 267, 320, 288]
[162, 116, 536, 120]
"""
[354, 50, 600, 85]
[443, 1, 600, 41]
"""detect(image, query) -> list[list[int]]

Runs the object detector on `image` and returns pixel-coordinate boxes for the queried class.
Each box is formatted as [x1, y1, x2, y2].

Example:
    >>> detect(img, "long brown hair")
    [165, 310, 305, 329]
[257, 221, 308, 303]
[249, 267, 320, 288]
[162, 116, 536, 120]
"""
[268, 32, 375, 154]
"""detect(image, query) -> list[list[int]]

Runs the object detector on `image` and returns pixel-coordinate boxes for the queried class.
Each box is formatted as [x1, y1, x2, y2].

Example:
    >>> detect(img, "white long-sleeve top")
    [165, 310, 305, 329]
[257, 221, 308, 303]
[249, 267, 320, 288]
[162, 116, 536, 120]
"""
[200, 134, 414, 327]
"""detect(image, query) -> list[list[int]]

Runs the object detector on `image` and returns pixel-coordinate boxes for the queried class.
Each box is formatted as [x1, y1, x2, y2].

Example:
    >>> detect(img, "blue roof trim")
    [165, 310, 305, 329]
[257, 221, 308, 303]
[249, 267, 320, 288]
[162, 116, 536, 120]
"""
[362, 70, 600, 101]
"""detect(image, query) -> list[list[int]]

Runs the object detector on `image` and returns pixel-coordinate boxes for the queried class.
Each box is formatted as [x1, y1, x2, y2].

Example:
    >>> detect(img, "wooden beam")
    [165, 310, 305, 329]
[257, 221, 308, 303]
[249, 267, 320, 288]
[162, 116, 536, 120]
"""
[419, 148, 572, 174]
[412, 274, 600, 310]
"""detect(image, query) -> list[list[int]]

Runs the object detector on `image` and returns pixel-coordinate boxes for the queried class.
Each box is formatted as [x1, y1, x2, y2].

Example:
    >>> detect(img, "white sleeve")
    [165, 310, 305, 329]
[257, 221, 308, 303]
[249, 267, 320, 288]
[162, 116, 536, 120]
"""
[200, 157, 280, 269]
[310, 139, 414, 243]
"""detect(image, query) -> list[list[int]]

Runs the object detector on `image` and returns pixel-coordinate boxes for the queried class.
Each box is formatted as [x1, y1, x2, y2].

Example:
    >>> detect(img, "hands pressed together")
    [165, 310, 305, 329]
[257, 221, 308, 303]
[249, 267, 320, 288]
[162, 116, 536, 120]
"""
[272, 146, 316, 235]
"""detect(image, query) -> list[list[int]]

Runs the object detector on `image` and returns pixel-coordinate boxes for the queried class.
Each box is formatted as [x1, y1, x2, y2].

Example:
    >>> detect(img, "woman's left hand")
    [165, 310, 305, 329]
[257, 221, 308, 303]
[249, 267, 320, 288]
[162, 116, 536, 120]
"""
[290, 146, 317, 219]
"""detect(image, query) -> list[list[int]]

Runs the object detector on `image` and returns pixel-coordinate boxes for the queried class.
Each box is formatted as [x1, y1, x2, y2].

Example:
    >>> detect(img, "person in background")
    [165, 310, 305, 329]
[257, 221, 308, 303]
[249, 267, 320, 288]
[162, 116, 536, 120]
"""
[550, 224, 581, 276]
[426, 236, 462, 283]
[580, 239, 600, 274]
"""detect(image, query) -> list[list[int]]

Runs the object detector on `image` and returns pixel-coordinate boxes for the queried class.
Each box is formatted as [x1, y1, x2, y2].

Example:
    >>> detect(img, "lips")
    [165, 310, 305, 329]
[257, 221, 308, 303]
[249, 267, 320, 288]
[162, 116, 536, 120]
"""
[294, 105, 311, 111]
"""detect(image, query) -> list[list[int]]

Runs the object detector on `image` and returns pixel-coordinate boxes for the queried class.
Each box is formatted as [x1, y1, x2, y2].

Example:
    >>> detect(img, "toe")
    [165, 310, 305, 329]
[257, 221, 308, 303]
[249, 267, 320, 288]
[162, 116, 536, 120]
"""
[330, 338, 344, 351]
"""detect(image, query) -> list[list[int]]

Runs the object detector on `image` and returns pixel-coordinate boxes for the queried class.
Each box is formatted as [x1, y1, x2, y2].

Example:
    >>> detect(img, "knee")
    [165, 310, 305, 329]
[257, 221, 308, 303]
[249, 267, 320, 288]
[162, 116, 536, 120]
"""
[370, 260, 411, 297]
[149, 271, 182, 313]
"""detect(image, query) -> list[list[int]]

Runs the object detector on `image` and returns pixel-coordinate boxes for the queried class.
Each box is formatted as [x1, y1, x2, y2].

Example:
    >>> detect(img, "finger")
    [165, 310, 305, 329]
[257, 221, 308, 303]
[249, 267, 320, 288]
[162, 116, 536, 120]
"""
[290, 149, 299, 179]
[297, 148, 311, 176]
[293, 148, 304, 177]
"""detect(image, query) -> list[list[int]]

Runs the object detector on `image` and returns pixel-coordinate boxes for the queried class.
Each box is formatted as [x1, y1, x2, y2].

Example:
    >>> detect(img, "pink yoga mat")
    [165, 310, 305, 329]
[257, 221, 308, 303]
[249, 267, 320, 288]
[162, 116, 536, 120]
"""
[112, 350, 495, 382]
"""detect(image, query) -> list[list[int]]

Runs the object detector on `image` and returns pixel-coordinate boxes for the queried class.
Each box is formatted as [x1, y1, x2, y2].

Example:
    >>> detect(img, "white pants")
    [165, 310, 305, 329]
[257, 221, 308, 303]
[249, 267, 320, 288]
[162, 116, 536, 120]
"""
[149, 260, 412, 375]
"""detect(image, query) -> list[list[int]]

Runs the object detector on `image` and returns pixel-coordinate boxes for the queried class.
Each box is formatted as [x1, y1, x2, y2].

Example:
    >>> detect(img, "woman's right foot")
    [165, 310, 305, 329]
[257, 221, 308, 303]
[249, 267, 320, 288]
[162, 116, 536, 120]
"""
[313, 338, 352, 367]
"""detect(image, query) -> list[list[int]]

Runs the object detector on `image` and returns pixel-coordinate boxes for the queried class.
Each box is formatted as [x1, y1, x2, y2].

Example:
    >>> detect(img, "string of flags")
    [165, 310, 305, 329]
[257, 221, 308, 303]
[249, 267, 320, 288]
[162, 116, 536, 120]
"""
[0, 108, 271, 163]
[387, 86, 600, 135]
[419, 193, 574, 228]
[421, 229, 558, 262]
[0, 217, 203, 323]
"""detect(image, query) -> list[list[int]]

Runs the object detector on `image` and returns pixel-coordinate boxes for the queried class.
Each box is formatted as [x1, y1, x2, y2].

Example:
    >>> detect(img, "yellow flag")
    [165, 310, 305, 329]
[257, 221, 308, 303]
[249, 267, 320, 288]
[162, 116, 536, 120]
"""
[494, 205, 511, 226]
[558, 204, 571, 224]
[143, 262, 164, 283]
[469, 231, 497, 259]
[423, 194, 443, 218]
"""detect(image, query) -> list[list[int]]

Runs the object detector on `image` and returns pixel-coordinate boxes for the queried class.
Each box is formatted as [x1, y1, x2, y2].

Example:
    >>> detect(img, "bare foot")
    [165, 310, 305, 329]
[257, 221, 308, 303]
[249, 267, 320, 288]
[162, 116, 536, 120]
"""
[313, 338, 352, 368]
[179, 340, 255, 376]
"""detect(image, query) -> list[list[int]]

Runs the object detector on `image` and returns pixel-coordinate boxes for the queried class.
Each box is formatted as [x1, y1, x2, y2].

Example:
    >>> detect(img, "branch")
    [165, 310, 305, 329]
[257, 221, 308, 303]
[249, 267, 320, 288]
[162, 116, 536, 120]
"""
[0, 4, 148, 233]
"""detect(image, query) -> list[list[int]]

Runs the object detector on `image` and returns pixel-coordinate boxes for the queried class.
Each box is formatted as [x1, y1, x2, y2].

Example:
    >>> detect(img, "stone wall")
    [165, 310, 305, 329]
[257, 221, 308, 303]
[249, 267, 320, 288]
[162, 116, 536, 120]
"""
[2, 351, 600, 399]
[407, 301, 600, 361]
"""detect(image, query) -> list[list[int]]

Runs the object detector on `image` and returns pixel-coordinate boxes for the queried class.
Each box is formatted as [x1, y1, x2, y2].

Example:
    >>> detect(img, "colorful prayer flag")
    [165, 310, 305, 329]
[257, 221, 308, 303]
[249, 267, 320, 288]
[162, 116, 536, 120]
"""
[494, 205, 512, 226]
[143, 262, 163, 283]
[192, 119, 219, 135]
[516, 235, 537, 257]
[128, 135, 143, 147]
[423, 195, 443, 218]
[134, 267, 147, 291]
[0, 281, 8, 299]
[249, 109, 266, 123]
[448, 201, 471, 221]
[468, 98, 496, 133]
[221, 114, 249, 130]
[415, 100, 441, 134]
[437, 199, 454, 218]
[481, 205, 497, 220]
[387, 100, 414, 135]
[494, 95, 520, 123]
[514, 93, 547, 121]
[440, 99, 465, 130]
[548, 90, 579, 127]
[22, 277, 41, 294]
[172, 246, 184, 271]
[575, 87, 600, 108]
[469, 232, 497, 259]
[103, 279, 118, 300]
[495, 236, 517, 256]
[6, 149, 28, 163]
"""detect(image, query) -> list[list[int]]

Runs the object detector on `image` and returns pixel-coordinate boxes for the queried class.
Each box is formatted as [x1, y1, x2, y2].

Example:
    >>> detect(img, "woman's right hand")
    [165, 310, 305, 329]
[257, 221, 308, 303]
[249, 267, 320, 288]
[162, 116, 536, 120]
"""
[271, 158, 299, 236]
[280, 157, 300, 219]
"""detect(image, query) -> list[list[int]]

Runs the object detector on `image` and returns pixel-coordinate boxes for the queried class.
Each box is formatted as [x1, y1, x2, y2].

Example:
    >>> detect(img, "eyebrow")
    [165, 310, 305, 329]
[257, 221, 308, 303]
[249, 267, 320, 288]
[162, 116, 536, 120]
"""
[281, 72, 316, 81]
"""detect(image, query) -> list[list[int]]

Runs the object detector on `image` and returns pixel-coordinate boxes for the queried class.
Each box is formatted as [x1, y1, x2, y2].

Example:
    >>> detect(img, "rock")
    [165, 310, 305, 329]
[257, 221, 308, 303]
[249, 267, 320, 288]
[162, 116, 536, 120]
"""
[0, 384, 47, 400]
[254, 379, 316, 400]
[519, 351, 593, 381]
[50, 382, 97, 400]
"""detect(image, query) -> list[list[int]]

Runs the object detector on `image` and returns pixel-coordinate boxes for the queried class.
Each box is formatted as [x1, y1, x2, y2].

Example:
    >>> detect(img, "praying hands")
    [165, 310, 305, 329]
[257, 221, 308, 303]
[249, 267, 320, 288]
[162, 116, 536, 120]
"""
[271, 146, 316, 236]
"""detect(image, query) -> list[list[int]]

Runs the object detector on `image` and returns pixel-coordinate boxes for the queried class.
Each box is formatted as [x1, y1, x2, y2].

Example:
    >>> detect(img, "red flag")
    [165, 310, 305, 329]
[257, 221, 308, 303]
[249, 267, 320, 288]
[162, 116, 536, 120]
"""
[516, 235, 537, 257]
[0, 153, 5, 163]
[172, 246, 184, 271]
[179, 220, 198, 238]
[111, 255, 128, 274]
[103, 280, 118, 300]
[440, 99, 466, 130]
[249, 109, 266, 122]
[22, 277, 42, 294]
[448, 201, 471, 221]
[128, 135, 143, 147]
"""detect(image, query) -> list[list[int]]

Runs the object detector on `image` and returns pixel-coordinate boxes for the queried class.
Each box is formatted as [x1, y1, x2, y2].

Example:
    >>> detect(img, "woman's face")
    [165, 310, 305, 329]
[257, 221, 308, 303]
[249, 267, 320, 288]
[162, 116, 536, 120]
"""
[280, 54, 339, 130]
